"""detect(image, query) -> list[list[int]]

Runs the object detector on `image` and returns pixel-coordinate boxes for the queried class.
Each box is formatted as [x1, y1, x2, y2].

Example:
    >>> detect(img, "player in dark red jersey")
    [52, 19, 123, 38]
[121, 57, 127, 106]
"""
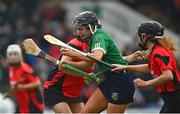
[112, 21, 180, 113]
[6, 44, 44, 113]
[44, 38, 92, 113]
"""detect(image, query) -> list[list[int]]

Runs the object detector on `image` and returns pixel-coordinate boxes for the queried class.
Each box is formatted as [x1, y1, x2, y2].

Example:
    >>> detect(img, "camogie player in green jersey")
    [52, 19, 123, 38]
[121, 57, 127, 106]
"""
[60, 11, 143, 113]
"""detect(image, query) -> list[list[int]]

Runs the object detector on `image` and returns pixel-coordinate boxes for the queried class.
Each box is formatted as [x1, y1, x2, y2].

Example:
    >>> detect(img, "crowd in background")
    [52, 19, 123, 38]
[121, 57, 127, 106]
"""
[120, 0, 180, 33]
[0, 0, 73, 87]
[0, 0, 180, 109]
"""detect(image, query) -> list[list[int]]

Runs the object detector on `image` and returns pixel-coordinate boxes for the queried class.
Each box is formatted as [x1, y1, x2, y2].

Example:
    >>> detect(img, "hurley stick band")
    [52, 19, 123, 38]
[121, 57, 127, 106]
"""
[38, 51, 46, 58]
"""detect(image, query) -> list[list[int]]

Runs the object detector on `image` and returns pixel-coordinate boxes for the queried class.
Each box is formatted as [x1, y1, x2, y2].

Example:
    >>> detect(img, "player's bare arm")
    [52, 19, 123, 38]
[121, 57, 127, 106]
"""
[60, 46, 105, 62]
[60, 48, 102, 62]
[60, 49, 104, 70]
[16, 80, 41, 91]
[58, 54, 93, 79]
[61, 60, 93, 71]
[61, 48, 146, 65]
[134, 70, 173, 88]
[111, 64, 150, 73]
[123, 50, 147, 63]
[60, 48, 91, 61]
[59, 55, 84, 77]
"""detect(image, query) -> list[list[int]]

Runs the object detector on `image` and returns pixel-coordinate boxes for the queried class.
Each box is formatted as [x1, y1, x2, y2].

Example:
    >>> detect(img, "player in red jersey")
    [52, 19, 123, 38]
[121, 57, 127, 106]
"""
[44, 37, 92, 113]
[112, 21, 180, 113]
[6, 44, 44, 113]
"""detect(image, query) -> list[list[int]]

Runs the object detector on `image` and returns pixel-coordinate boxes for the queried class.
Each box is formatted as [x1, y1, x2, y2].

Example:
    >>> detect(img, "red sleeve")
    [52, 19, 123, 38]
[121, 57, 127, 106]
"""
[67, 38, 83, 51]
[68, 38, 79, 45]
[153, 51, 173, 72]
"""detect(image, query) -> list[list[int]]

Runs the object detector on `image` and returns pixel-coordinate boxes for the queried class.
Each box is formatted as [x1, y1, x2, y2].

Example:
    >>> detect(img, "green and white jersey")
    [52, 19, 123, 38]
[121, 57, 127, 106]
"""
[89, 29, 128, 71]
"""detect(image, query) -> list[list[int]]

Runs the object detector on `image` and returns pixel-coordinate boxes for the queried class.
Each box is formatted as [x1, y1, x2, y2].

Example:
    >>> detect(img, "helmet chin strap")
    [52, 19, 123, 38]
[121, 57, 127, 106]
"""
[88, 24, 97, 34]
[138, 34, 152, 50]
[138, 40, 148, 50]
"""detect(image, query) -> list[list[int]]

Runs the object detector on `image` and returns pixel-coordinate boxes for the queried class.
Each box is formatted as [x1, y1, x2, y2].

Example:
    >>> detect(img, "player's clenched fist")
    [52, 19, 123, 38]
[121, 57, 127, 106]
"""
[58, 59, 68, 70]
[134, 78, 150, 88]
[133, 51, 147, 61]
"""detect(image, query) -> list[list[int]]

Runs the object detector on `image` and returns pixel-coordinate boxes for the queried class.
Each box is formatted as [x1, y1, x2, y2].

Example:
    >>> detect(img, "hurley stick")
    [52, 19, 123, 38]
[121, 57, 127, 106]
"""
[22, 39, 59, 64]
[22, 39, 101, 83]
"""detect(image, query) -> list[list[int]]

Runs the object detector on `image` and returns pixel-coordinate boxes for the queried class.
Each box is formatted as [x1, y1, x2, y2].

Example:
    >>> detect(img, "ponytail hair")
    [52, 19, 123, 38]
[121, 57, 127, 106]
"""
[157, 36, 178, 51]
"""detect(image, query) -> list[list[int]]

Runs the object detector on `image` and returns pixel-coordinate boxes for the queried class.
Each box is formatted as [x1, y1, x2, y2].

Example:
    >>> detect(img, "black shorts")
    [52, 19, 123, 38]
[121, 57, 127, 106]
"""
[160, 91, 180, 113]
[44, 67, 83, 108]
[16, 106, 43, 113]
[98, 71, 135, 105]
[44, 85, 83, 108]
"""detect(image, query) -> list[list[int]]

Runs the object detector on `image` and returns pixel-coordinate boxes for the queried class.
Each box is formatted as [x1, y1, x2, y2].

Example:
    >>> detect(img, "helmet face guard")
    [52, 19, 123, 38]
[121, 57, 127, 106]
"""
[72, 23, 88, 36]
[137, 34, 151, 50]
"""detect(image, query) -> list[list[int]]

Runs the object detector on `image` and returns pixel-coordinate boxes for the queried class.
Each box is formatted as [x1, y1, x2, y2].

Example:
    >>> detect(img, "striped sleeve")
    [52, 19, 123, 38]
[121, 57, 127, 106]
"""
[91, 37, 107, 54]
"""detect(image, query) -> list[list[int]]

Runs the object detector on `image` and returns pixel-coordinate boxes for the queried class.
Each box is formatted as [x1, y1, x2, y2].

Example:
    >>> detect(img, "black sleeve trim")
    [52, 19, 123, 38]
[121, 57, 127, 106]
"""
[154, 54, 170, 65]
[68, 43, 82, 51]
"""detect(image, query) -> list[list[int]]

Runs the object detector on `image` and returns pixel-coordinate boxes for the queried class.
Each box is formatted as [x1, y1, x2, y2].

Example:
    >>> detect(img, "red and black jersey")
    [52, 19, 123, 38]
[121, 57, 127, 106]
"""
[9, 62, 44, 113]
[44, 38, 91, 98]
[148, 45, 180, 93]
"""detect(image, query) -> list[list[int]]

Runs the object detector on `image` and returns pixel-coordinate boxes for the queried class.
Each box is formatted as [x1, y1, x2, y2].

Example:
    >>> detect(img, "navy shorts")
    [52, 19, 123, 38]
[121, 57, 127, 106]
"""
[98, 71, 135, 105]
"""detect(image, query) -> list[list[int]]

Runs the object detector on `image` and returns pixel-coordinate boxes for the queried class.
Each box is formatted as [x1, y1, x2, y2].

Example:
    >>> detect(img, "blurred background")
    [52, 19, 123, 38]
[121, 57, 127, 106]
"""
[0, 0, 180, 113]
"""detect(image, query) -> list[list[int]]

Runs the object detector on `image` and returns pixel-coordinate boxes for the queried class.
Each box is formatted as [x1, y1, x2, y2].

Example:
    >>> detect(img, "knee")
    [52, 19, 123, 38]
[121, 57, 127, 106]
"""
[80, 106, 89, 113]
[70, 103, 84, 113]
[80, 103, 106, 113]
[107, 103, 128, 113]
[80, 104, 96, 113]
[53, 103, 71, 113]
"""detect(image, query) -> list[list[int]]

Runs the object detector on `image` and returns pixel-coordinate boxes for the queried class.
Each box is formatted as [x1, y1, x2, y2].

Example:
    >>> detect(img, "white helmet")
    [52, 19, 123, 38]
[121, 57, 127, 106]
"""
[6, 44, 22, 56]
